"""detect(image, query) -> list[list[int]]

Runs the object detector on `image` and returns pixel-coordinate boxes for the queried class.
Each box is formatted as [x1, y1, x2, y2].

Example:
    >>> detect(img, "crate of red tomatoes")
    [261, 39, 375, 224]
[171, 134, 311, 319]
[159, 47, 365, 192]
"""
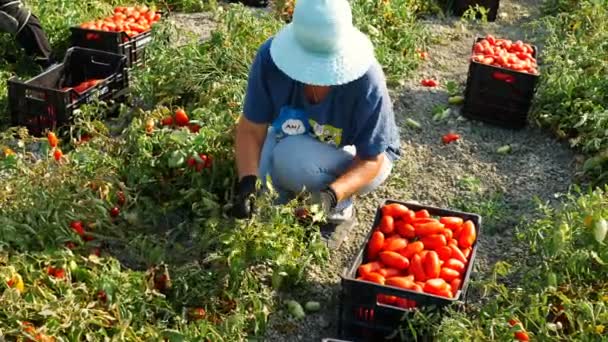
[8, 47, 129, 136]
[462, 35, 540, 129]
[338, 200, 480, 341]
[70, 5, 162, 68]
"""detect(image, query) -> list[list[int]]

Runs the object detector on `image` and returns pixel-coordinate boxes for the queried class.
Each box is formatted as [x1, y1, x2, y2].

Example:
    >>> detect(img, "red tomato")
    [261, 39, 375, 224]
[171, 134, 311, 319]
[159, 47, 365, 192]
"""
[421, 79, 438, 87]
[358, 261, 382, 276]
[439, 217, 463, 229]
[380, 251, 410, 270]
[442, 133, 460, 144]
[189, 124, 201, 133]
[383, 236, 407, 252]
[414, 221, 444, 236]
[377, 294, 397, 304]
[382, 203, 410, 218]
[473, 43, 484, 54]
[110, 207, 120, 217]
[161, 116, 173, 126]
[485, 34, 496, 45]
[47, 132, 59, 148]
[411, 217, 436, 225]
[362, 272, 385, 285]
[423, 278, 448, 295]
[444, 258, 466, 274]
[367, 231, 385, 259]
[458, 220, 476, 249]
[472, 54, 485, 63]
[423, 251, 441, 278]
[439, 267, 460, 282]
[450, 278, 462, 291]
[420, 234, 447, 250]
[395, 221, 416, 239]
[377, 268, 401, 278]
[174, 109, 190, 126]
[482, 57, 494, 65]
[436, 246, 452, 261]
[442, 229, 453, 240]
[379, 215, 395, 234]
[53, 149, 63, 161]
[409, 254, 427, 282]
[394, 297, 409, 308]
[449, 245, 468, 263]
[400, 241, 424, 259]
[414, 210, 430, 219]
[385, 276, 415, 290]
[70, 221, 85, 236]
[514, 331, 529, 341]
[409, 283, 423, 292]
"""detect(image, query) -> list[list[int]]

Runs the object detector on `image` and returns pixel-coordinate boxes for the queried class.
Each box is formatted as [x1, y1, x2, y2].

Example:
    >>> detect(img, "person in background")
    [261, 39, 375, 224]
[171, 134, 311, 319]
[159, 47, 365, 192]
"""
[0, 0, 54, 68]
[230, 0, 400, 249]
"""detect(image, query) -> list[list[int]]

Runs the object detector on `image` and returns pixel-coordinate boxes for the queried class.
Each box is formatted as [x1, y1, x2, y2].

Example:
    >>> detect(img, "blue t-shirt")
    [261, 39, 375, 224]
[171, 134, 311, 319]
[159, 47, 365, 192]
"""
[243, 38, 401, 162]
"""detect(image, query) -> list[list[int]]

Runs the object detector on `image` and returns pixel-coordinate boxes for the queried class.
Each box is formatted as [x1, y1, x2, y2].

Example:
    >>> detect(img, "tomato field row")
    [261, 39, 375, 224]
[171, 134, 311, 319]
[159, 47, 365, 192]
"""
[0, 0, 606, 341]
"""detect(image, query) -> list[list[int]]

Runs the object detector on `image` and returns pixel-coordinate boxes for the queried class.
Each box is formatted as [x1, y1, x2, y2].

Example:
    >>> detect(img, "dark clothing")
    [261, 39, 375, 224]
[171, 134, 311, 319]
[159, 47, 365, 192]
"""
[0, 0, 53, 67]
[16, 14, 53, 66]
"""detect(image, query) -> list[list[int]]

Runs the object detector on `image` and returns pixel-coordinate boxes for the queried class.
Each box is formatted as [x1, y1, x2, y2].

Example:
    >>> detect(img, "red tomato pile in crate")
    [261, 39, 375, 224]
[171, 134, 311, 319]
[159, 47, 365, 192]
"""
[471, 35, 538, 75]
[61, 79, 102, 94]
[356, 202, 477, 309]
[79, 5, 161, 39]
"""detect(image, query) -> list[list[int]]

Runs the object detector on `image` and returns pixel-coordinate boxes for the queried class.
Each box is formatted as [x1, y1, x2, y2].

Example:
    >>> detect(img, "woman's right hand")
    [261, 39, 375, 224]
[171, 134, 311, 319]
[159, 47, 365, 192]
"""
[231, 175, 258, 219]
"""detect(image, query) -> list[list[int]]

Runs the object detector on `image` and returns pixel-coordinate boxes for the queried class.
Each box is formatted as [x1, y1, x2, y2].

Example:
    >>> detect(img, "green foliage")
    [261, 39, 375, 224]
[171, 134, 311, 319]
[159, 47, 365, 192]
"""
[531, 0, 608, 184]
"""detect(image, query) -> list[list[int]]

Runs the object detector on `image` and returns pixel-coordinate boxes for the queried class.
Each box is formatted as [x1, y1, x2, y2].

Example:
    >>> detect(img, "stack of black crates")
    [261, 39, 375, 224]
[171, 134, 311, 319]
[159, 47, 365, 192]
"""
[7, 10, 158, 135]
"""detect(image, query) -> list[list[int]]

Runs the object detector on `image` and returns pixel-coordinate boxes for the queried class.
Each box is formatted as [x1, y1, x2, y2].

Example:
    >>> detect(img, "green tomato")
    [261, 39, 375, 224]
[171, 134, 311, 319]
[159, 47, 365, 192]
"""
[286, 300, 305, 319]
[593, 218, 607, 243]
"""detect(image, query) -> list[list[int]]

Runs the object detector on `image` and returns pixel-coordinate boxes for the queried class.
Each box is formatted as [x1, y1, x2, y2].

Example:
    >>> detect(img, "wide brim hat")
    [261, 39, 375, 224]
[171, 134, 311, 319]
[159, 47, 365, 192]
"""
[269, 0, 375, 86]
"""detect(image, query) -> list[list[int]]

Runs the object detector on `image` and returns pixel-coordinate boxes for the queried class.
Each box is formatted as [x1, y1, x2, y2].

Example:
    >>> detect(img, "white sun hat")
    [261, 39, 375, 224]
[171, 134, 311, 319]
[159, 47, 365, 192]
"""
[269, 0, 376, 86]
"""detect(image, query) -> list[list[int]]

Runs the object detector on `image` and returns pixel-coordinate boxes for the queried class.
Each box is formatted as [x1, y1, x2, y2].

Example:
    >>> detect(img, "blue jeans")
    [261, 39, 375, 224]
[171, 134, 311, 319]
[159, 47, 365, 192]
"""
[258, 128, 393, 210]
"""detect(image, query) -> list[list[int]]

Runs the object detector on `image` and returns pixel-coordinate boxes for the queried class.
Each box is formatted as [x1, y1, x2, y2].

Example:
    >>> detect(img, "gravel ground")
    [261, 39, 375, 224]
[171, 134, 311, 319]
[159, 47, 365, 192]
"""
[172, 1, 579, 341]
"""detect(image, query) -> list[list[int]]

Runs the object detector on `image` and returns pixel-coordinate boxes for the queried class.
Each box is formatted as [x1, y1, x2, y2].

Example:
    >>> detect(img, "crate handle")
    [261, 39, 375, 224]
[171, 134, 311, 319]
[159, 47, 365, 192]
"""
[492, 71, 515, 83]
[90, 56, 112, 67]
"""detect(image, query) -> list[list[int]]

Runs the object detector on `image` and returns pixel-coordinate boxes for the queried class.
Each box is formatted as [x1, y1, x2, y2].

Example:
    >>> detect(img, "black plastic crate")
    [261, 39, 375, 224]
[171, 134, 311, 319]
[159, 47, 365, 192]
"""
[462, 37, 540, 129]
[453, 0, 500, 21]
[8, 47, 129, 136]
[70, 26, 152, 68]
[338, 200, 481, 342]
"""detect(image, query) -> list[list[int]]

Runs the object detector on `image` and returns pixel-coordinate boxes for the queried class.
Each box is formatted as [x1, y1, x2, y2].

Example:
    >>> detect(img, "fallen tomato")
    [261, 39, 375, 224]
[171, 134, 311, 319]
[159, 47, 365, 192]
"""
[421, 79, 438, 87]
[442, 133, 460, 144]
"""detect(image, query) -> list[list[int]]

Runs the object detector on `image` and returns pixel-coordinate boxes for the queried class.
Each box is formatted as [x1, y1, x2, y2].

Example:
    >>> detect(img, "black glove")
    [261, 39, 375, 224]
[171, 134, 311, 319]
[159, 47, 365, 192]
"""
[231, 175, 258, 219]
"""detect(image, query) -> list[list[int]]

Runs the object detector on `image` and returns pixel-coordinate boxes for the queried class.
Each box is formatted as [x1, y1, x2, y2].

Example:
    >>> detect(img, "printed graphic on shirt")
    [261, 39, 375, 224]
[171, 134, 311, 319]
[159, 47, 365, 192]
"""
[309, 119, 342, 146]
[281, 118, 306, 135]
[272, 106, 312, 137]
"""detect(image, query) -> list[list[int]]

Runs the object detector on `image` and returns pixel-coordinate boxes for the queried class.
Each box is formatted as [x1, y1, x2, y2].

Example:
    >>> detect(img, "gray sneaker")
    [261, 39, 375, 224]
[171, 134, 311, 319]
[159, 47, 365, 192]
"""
[320, 205, 357, 250]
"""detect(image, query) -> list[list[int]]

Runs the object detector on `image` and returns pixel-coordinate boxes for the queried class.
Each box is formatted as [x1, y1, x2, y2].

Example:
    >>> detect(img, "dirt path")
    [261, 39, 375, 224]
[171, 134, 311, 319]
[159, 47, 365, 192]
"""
[170, 1, 577, 341]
